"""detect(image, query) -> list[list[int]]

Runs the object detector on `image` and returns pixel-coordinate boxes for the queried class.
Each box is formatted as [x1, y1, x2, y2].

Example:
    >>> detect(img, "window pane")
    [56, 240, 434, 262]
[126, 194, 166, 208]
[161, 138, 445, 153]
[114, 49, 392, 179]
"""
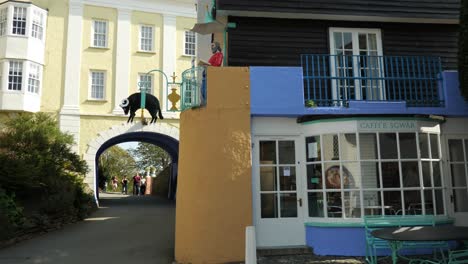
[360, 133, 378, 160]
[333, 32, 343, 50]
[380, 133, 398, 159]
[306, 136, 321, 162]
[362, 162, 380, 188]
[261, 194, 278, 218]
[419, 133, 429, 159]
[342, 162, 358, 189]
[449, 139, 464, 162]
[327, 192, 342, 218]
[307, 164, 322, 189]
[399, 133, 417, 159]
[358, 34, 367, 50]
[308, 192, 324, 217]
[402, 161, 420, 187]
[343, 32, 352, 50]
[340, 133, 357, 160]
[382, 162, 400, 188]
[278, 141, 295, 164]
[451, 164, 467, 187]
[260, 167, 276, 191]
[324, 163, 341, 189]
[344, 191, 361, 218]
[383, 191, 402, 215]
[323, 134, 339, 161]
[280, 193, 297, 217]
[424, 190, 434, 215]
[435, 189, 444, 215]
[405, 190, 422, 215]
[368, 34, 377, 50]
[260, 141, 276, 164]
[430, 134, 440, 159]
[422, 161, 431, 187]
[279, 166, 296, 191]
[363, 191, 382, 216]
[433, 161, 442, 187]
[454, 189, 468, 212]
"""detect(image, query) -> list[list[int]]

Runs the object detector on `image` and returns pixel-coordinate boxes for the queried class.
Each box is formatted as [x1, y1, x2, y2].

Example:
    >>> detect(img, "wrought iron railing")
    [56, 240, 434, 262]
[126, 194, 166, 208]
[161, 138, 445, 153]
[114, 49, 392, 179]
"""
[301, 55, 444, 107]
[180, 66, 206, 110]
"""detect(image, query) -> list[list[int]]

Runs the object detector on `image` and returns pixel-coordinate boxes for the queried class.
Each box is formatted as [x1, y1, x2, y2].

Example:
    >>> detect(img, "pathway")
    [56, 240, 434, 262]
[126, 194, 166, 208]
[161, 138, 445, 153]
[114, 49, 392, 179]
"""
[0, 193, 175, 264]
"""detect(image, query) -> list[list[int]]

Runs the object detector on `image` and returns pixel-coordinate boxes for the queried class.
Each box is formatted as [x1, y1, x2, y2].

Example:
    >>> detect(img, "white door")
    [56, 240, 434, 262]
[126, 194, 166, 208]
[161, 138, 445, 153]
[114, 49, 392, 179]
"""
[329, 28, 384, 104]
[253, 137, 305, 247]
[446, 138, 468, 225]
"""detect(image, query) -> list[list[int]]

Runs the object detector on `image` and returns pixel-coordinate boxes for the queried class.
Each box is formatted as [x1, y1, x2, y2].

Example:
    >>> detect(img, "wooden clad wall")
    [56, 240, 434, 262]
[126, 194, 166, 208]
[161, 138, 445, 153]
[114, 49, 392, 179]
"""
[218, 0, 460, 20]
[227, 17, 458, 70]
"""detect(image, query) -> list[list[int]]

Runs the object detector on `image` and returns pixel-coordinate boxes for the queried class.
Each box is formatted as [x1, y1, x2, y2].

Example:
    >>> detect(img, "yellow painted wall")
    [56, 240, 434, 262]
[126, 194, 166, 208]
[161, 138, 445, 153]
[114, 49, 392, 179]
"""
[175, 67, 252, 264]
[130, 11, 163, 97]
[33, 0, 68, 113]
[80, 5, 117, 114]
[176, 16, 196, 77]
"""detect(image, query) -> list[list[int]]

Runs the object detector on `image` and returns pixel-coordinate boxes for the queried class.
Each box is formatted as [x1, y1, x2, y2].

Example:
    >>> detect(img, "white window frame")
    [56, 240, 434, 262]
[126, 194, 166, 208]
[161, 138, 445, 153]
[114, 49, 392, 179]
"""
[304, 131, 445, 220]
[8, 60, 23, 91]
[329, 28, 384, 103]
[138, 73, 153, 94]
[183, 30, 196, 56]
[31, 9, 44, 40]
[89, 70, 106, 100]
[27, 62, 41, 94]
[0, 8, 7, 36]
[92, 19, 108, 48]
[12, 6, 27, 36]
[139, 25, 154, 52]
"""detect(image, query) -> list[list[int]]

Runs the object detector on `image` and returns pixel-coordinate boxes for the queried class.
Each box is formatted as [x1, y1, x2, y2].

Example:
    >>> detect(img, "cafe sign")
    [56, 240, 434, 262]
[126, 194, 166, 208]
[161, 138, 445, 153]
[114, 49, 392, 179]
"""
[358, 120, 417, 132]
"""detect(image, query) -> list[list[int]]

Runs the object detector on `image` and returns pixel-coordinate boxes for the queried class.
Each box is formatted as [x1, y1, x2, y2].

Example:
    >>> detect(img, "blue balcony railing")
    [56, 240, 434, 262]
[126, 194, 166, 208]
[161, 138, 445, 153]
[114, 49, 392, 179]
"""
[301, 55, 444, 107]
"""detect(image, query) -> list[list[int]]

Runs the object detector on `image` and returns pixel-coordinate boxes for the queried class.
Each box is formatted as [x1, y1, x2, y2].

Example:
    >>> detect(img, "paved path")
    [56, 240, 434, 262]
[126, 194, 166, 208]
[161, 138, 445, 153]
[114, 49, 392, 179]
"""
[0, 193, 175, 264]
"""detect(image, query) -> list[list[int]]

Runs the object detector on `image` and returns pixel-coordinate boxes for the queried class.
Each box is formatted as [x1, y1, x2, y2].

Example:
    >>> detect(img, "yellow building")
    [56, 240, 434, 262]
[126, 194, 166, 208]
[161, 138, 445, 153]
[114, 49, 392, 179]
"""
[0, 0, 196, 194]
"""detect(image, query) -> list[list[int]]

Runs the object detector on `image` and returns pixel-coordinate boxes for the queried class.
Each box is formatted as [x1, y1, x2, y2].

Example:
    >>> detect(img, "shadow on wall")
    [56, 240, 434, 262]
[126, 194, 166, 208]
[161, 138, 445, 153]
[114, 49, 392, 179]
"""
[152, 166, 170, 197]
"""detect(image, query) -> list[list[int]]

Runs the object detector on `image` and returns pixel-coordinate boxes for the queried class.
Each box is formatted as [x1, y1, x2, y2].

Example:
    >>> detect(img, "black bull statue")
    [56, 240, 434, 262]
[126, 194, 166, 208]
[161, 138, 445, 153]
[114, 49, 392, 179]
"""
[119, 93, 164, 124]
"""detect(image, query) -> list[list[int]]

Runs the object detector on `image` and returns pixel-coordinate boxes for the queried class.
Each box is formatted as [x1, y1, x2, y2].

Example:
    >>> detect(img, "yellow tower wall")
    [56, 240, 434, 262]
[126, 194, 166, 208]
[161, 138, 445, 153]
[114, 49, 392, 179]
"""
[175, 67, 253, 264]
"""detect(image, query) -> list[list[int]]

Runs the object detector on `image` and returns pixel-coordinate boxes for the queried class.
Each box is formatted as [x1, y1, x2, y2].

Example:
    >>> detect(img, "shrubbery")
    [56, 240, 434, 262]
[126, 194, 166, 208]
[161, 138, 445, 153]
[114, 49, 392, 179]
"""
[0, 113, 95, 241]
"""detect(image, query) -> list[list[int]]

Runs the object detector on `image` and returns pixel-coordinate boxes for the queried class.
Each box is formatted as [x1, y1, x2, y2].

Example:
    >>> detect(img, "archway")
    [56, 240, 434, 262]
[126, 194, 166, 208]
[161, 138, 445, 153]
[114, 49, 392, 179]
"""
[83, 123, 179, 201]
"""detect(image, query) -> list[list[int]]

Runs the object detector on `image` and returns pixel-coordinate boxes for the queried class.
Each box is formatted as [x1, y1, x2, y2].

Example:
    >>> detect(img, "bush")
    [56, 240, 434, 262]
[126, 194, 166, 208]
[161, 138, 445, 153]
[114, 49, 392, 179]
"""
[0, 188, 23, 240]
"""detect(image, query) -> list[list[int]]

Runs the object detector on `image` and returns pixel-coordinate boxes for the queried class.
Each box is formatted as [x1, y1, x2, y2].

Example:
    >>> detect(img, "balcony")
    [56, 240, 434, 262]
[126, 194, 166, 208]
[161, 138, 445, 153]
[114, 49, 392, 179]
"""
[301, 54, 443, 108]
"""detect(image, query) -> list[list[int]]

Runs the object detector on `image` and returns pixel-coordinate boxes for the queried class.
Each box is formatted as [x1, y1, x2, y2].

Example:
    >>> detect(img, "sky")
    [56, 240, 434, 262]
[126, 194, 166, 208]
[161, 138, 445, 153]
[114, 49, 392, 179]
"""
[118, 141, 139, 150]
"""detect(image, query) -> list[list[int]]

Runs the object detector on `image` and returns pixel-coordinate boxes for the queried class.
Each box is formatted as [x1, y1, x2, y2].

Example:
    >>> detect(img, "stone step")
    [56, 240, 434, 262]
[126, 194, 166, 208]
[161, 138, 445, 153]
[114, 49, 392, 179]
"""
[257, 246, 313, 256]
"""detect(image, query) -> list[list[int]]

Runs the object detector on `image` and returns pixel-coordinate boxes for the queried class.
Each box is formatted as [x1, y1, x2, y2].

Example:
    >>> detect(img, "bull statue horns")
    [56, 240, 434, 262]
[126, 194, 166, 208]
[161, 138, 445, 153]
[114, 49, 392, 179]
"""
[119, 99, 129, 108]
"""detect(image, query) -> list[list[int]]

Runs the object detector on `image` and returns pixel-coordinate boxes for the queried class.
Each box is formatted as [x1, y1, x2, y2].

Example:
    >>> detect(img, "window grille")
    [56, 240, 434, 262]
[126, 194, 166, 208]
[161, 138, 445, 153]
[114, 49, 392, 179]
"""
[184, 31, 196, 56]
[28, 63, 41, 93]
[93, 20, 107, 47]
[140, 25, 153, 51]
[90, 71, 105, 99]
[138, 74, 153, 94]
[13, 7, 27, 35]
[31, 10, 44, 40]
[8, 61, 23, 91]
[0, 8, 7, 36]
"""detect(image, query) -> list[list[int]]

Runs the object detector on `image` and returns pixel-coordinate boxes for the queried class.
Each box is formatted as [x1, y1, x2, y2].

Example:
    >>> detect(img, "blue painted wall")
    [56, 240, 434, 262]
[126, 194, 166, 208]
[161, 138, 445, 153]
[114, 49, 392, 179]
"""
[250, 68, 468, 117]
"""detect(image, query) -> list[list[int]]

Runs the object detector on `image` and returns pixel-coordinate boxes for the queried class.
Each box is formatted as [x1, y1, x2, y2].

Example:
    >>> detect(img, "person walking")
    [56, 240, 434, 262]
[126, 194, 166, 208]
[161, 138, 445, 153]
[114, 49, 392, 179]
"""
[111, 176, 118, 192]
[132, 173, 141, 196]
[121, 176, 128, 195]
[140, 176, 147, 196]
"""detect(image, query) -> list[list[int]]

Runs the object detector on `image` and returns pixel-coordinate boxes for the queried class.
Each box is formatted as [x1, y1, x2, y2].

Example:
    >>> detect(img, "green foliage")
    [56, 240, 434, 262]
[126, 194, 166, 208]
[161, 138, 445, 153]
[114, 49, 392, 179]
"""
[131, 142, 171, 174]
[305, 100, 317, 108]
[0, 188, 24, 238]
[98, 145, 136, 191]
[459, 0, 468, 100]
[0, 113, 95, 240]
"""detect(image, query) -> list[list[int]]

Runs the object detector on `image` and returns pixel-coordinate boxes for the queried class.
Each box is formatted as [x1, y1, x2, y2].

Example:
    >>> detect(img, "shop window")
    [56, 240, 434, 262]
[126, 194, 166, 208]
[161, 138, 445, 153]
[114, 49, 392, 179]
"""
[305, 132, 444, 219]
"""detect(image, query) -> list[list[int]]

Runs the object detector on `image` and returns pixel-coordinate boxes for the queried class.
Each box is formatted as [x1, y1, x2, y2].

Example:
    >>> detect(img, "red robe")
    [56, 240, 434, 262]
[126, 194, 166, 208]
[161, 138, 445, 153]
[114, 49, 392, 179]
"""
[208, 52, 223, 66]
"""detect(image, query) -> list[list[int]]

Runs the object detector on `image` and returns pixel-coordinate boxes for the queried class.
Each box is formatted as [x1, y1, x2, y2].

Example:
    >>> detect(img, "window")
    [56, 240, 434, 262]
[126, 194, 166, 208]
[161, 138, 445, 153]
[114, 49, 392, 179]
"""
[28, 62, 40, 93]
[329, 28, 383, 103]
[306, 132, 444, 218]
[184, 31, 196, 56]
[140, 25, 153, 51]
[0, 8, 7, 36]
[8, 61, 23, 91]
[31, 9, 44, 40]
[90, 71, 105, 100]
[92, 20, 107, 48]
[138, 74, 153, 94]
[12, 7, 27, 35]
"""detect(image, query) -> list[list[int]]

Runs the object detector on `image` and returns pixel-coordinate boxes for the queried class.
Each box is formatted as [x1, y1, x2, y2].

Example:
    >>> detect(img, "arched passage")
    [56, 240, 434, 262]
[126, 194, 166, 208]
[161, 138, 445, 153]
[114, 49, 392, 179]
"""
[83, 123, 179, 201]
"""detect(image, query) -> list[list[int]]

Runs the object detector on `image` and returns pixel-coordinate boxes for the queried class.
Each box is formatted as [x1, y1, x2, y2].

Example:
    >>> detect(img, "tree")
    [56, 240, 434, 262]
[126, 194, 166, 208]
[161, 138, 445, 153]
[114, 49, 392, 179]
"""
[459, 0, 468, 100]
[131, 143, 171, 174]
[98, 145, 136, 189]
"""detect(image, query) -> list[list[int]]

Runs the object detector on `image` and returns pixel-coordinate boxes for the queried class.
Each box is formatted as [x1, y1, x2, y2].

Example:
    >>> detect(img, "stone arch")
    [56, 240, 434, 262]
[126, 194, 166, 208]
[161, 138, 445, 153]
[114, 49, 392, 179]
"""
[83, 122, 179, 200]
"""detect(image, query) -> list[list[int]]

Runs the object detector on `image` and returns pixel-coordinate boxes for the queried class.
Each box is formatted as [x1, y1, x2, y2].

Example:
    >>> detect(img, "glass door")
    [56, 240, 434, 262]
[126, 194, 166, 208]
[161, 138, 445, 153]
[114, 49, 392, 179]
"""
[447, 138, 468, 225]
[253, 137, 305, 247]
[329, 28, 384, 105]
